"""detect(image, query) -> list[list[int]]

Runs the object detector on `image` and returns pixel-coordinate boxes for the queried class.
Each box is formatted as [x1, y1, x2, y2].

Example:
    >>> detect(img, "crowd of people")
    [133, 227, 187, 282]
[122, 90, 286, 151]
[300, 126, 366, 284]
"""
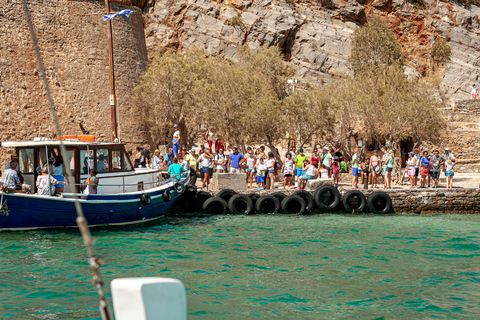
[147, 124, 460, 191]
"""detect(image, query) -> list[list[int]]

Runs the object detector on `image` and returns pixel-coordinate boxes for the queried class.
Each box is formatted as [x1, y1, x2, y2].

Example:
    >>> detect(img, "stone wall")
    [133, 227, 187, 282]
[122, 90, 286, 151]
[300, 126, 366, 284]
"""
[0, 0, 148, 164]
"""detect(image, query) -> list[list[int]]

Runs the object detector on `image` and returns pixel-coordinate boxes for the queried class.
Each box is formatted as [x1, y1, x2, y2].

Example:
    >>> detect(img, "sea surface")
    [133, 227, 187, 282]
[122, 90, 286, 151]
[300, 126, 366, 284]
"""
[1, 214, 480, 319]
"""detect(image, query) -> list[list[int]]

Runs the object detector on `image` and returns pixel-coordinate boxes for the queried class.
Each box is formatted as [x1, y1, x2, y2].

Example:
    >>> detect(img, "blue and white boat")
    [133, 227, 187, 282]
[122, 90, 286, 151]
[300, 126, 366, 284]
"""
[0, 139, 188, 230]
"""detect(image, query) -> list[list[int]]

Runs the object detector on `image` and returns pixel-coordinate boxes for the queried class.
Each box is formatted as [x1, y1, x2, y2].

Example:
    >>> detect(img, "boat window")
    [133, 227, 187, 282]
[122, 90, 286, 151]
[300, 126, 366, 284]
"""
[80, 150, 94, 174]
[96, 149, 110, 173]
[19, 149, 34, 173]
[112, 150, 122, 171]
[124, 152, 133, 171]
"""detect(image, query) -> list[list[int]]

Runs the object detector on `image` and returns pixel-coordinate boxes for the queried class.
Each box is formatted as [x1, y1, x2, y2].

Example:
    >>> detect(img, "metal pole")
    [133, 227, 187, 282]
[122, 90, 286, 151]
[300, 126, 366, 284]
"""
[105, 0, 118, 141]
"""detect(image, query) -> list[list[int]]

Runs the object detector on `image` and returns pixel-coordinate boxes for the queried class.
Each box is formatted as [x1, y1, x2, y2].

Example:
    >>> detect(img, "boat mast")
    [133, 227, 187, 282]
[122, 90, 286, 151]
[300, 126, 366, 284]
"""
[105, 0, 118, 142]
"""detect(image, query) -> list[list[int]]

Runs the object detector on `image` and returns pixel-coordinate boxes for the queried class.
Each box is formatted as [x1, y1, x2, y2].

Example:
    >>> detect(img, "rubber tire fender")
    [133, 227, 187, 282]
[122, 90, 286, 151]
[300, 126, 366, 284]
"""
[367, 191, 392, 214]
[202, 197, 229, 215]
[281, 195, 306, 215]
[162, 190, 172, 202]
[342, 190, 367, 213]
[255, 195, 281, 214]
[293, 190, 314, 213]
[271, 192, 287, 205]
[248, 193, 261, 209]
[195, 191, 213, 212]
[140, 193, 151, 205]
[314, 185, 341, 212]
[173, 182, 186, 194]
[216, 189, 237, 203]
[228, 194, 254, 215]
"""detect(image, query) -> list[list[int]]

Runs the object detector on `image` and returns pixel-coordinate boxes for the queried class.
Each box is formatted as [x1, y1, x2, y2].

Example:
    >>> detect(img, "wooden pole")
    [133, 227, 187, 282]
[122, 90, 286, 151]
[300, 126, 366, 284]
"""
[105, 0, 118, 141]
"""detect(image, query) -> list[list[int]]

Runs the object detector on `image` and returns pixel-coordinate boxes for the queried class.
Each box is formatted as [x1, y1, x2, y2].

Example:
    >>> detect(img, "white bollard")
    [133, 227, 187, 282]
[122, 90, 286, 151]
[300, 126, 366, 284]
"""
[111, 277, 187, 320]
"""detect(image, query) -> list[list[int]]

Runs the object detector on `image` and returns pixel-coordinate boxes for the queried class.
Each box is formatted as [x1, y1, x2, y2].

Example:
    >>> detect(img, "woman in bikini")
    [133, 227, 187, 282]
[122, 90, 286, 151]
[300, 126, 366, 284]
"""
[370, 150, 380, 188]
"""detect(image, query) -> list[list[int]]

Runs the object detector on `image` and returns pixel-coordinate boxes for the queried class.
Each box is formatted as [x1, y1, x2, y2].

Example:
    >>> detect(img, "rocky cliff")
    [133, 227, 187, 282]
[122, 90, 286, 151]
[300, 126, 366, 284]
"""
[144, 0, 480, 103]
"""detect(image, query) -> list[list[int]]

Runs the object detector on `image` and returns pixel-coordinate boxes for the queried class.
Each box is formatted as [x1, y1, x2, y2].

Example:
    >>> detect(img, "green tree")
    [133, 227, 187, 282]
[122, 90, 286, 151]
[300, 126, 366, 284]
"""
[284, 88, 335, 149]
[134, 47, 213, 147]
[349, 17, 404, 76]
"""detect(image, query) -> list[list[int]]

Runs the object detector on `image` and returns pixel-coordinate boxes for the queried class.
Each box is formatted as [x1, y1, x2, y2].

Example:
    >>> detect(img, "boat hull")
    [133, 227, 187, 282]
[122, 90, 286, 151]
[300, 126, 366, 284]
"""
[0, 186, 181, 230]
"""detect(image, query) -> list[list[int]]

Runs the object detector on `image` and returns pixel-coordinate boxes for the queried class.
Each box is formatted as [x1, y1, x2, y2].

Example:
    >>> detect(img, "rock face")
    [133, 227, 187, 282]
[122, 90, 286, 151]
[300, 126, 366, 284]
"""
[145, 0, 480, 102]
[0, 0, 147, 160]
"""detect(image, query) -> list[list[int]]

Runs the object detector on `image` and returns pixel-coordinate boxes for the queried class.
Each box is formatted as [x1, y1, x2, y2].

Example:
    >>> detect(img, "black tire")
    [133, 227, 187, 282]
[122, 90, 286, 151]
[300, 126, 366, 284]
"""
[216, 189, 237, 203]
[293, 190, 314, 213]
[202, 197, 229, 215]
[281, 195, 306, 215]
[314, 185, 341, 212]
[342, 190, 367, 213]
[228, 194, 254, 215]
[162, 190, 172, 202]
[248, 193, 261, 207]
[255, 195, 281, 214]
[140, 193, 151, 205]
[271, 192, 287, 204]
[195, 191, 212, 212]
[173, 190, 196, 213]
[367, 191, 392, 214]
[173, 182, 186, 194]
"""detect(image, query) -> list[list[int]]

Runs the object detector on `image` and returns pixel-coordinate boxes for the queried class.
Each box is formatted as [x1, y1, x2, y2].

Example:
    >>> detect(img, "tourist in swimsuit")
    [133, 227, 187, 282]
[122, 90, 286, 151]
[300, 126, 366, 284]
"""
[370, 150, 380, 188]
[406, 152, 416, 188]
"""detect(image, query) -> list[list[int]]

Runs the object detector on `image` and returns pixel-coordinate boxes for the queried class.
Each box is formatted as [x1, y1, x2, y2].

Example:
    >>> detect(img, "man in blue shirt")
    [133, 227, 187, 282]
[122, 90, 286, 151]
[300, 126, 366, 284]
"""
[167, 158, 185, 182]
[227, 147, 244, 173]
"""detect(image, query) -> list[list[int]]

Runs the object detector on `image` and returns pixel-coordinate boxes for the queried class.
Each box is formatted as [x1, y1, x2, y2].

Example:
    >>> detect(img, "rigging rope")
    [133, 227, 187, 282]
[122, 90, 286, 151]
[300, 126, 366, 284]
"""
[21, 1, 112, 319]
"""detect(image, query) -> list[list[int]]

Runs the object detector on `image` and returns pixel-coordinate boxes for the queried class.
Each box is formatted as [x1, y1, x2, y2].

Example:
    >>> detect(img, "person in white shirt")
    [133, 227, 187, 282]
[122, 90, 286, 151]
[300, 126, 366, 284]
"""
[197, 148, 213, 190]
[471, 84, 477, 99]
[151, 150, 161, 169]
[214, 148, 227, 173]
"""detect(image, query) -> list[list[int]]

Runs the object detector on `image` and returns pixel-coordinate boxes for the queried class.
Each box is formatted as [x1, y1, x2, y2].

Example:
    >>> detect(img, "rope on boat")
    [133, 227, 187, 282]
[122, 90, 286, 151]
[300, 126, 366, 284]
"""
[21, 1, 112, 319]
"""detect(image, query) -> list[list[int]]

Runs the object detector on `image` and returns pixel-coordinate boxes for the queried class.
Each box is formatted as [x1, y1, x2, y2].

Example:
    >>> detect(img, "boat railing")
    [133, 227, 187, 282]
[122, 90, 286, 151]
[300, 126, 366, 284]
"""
[68, 171, 190, 195]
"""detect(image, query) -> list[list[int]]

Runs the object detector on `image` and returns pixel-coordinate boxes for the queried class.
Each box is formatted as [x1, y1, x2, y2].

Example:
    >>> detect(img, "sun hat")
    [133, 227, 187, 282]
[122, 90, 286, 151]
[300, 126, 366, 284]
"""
[299, 148, 304, 152]
[173, 124, 178, 128]
[408, 152, 415, 155]
[323, 147, 329, 150]
[190, 148, 195, 152]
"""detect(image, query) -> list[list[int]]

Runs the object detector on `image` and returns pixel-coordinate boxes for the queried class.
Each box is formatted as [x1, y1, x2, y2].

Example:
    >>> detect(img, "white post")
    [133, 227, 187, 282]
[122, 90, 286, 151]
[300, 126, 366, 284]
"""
[111, 278, 187, 320]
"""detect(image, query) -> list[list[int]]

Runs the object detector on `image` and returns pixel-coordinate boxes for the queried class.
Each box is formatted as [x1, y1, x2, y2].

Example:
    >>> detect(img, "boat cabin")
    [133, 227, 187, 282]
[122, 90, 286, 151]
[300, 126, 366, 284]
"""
[1, 139, 138, 193]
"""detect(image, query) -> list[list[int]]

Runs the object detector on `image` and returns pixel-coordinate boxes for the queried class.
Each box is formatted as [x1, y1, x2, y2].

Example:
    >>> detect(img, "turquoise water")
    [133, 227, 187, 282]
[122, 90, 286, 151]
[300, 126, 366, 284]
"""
[1, 214, 480, 319]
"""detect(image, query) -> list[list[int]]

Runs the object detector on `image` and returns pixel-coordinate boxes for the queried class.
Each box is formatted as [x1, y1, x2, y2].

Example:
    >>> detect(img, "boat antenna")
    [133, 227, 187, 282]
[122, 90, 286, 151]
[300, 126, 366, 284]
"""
[105, 0, 119, 142]
[21, 1, 113, 319]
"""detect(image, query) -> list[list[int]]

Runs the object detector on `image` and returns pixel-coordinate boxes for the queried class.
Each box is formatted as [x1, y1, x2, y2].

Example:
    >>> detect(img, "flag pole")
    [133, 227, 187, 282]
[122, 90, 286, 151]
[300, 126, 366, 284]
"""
[105, 0, 118, 142]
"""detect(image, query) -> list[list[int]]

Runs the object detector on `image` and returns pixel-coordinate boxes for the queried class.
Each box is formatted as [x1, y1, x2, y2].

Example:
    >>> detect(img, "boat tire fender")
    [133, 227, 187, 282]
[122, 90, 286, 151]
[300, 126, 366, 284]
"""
[281, 195, 306, 215]
[314, 185, 341, 212]
[342, 190, 367, 213]
[202, 197, 229, 215]
[174, 182, 186, 194]
[293, 190, 314, 213]
[228, 194, 254, 215]
[162, 190, 172, 202]
[367, 191, 392, 214]
[216, 189, 237, 203]
[140, 193, 151, 205]
[255, 195, 281, 214]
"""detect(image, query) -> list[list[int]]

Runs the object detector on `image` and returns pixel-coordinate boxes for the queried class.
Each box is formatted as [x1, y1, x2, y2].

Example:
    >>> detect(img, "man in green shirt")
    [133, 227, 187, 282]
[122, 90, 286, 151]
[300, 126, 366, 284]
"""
[351, 148, 359, 189]
[295, 148, 308, 189]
